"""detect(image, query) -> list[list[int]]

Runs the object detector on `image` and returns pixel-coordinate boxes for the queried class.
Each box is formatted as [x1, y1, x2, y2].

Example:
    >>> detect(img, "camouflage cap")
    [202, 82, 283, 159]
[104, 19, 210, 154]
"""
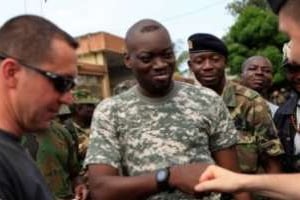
[72, 89, 99, 104]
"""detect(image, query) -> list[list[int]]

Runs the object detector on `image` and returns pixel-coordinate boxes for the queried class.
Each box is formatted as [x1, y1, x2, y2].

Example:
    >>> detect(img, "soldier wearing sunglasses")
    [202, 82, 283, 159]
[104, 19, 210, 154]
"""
[0, 15, 78, 200]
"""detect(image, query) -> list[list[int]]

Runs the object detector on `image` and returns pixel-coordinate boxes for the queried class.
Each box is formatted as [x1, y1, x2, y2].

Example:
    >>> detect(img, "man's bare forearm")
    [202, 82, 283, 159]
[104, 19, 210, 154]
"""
[89, 173, 158, 200]
[241, 174, 300, 200]
[263, 157, 282, 174]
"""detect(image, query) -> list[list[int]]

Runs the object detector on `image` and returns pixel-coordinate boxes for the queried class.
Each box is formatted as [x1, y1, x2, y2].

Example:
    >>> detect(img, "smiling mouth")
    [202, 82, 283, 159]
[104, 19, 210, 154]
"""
[253, 78, 263, 81]
[153, 73, 170, 81]
[202, 75, 216, 80]
[252, 79, 264, 85]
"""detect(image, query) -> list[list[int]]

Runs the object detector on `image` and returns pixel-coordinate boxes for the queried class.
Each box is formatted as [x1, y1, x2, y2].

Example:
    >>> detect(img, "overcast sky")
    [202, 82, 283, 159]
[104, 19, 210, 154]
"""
[2, 0, 235, 48]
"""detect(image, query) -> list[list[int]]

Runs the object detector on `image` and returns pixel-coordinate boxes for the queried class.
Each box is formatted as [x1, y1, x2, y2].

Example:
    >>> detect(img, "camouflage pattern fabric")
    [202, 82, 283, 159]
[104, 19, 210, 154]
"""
[72, 88, 99, 104]
[85, 81, 238, 200]
[22, 121, 80, 200]
[72, 122, 91, 165]
[222, 81, 284, 173]
[113, 79, 137, 95]
[58, 105, 71, 115]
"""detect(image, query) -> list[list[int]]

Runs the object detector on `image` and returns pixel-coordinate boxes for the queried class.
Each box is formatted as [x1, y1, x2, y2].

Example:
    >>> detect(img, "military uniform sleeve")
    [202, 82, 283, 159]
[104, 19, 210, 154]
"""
[84, 99, 121, 169]
[252, 97, 284, 157]
[209, 95, 238, 152]
[57, 123, 81, 178]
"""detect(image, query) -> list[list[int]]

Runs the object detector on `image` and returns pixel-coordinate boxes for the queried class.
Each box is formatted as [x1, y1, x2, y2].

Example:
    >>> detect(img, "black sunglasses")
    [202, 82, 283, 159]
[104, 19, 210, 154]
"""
[0, 52, 76, 93]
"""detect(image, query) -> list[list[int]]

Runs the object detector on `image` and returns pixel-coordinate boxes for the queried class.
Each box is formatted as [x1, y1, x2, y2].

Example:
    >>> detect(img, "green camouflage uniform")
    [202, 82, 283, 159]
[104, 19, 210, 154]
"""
[73, 121, 91, 163]
[222, 81, 284, 173]
[85, 81, 238, 200]
[22, 121, 80, 200]
[70, 88, 98, 165]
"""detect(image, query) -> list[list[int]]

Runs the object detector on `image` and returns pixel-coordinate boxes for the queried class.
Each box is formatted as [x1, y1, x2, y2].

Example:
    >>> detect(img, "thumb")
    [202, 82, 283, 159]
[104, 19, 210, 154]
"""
[194, 179, 223, 192]
[199, 165, 217, 182]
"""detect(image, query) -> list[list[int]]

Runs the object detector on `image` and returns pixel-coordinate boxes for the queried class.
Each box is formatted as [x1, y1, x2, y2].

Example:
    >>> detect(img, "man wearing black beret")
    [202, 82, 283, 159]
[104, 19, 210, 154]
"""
[187, 33, 284, 200]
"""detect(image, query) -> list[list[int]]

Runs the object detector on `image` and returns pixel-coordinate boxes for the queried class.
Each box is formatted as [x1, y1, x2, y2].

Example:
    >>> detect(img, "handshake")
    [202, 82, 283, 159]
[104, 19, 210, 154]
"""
[194, 164, 300, 200]
[194, 164, 246, 194]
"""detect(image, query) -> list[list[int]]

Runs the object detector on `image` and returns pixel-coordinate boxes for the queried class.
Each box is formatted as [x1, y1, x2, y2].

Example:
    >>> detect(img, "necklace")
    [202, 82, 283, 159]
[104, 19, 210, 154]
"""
[290, 115, 300, 133]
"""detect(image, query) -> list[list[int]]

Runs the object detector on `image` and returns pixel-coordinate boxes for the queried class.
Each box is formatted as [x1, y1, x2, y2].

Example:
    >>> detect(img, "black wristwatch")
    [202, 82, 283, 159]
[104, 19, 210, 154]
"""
[155, 167, 171, 191]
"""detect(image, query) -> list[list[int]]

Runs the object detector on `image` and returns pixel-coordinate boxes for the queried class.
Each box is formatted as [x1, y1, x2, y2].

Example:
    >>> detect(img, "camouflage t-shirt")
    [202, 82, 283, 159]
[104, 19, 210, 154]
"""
[85, 81, 237, 200]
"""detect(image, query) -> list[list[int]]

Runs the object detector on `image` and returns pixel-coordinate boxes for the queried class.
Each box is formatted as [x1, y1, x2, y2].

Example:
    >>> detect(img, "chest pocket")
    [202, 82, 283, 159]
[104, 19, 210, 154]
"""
[234, 115, 258, 173]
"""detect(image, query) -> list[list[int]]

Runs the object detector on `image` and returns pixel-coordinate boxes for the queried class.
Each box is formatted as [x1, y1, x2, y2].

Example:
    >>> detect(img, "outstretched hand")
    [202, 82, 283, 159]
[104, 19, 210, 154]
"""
[194, 165, 243, 193]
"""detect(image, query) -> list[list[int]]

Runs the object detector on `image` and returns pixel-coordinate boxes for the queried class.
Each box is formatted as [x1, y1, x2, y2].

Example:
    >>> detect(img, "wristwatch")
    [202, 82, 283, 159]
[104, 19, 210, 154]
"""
[155, 167, 171, 191]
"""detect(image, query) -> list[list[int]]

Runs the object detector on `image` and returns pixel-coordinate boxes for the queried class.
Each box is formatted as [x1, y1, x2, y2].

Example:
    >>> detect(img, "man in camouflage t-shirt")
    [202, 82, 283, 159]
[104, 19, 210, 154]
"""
[84, 19, 245, 200]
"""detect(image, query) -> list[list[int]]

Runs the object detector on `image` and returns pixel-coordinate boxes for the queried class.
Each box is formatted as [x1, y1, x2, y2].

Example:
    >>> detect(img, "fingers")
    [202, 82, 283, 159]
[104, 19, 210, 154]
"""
[194, 179, 220, 192]
[199, 165, 218, 182]
[72, 196, 80, 200]
[195, 165, 241, 193]
[74, 184, 89, 200]
[195, 165, 228, 192]
[81, 189, 89, 200]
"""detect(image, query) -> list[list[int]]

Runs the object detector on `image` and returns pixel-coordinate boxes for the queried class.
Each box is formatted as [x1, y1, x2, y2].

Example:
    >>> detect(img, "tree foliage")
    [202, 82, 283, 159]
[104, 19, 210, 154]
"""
[174, 39, 189, 74]
[176, 50, 188, 69]
[226, 0, 269, 16]
[224, 6, 288, 85]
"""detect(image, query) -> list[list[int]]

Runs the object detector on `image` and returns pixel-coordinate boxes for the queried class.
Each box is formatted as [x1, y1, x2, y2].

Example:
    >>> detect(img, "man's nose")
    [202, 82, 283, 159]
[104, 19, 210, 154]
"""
[202, 59, 213, 70]
[60, 91, 74, 105]
[153, 57, 168, 69]
[254, 67, 264, 75]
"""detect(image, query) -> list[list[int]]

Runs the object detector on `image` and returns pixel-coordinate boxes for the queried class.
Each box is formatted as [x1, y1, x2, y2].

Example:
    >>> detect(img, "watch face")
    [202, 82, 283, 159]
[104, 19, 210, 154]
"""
[157, 169, 168, 182]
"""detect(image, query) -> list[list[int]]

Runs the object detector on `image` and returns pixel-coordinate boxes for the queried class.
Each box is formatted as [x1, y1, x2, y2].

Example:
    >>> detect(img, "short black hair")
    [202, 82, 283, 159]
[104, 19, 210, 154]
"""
[125, 19, 170, 53]
[241, 56, 273, 73]
[0, 14, 78, 66]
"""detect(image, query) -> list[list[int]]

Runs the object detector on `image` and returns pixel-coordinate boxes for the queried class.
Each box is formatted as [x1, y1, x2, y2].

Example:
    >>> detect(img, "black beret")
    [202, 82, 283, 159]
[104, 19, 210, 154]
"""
[267, 0, 287, 14]
[188, 33, 228, 58]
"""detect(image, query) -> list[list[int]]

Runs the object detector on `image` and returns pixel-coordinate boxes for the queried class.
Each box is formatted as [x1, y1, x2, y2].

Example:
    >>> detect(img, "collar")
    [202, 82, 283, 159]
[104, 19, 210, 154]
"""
[0, 128, 21, 143]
